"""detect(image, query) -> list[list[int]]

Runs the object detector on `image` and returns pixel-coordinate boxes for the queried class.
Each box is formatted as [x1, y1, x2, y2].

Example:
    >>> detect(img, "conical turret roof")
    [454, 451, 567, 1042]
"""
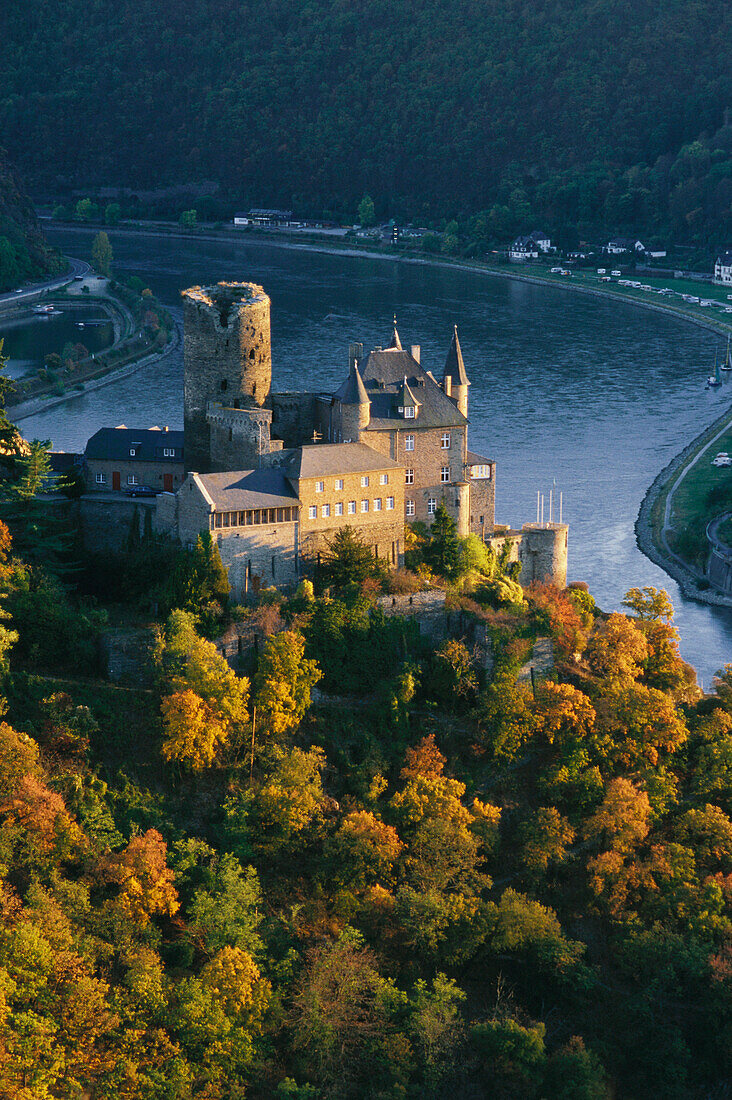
[335, 360, 370, 405]
[386, 316, 402, 350]
[443, 325, 470, 386]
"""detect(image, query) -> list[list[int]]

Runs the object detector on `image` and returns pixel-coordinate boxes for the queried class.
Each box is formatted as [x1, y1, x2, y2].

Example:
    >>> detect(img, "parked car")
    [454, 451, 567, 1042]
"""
[125, 485, 158, 497]
[711, 457, 732, 468]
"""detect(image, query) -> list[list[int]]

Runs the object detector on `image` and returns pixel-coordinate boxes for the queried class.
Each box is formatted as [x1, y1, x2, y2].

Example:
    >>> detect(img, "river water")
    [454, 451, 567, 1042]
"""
[18, 225, 732, 682]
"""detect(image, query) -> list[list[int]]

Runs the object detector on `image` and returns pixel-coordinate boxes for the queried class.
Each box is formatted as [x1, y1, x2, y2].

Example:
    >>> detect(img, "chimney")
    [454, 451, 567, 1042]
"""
[411, 344, 421, 363]
[164, 425, 169, 432]
[444, 375, 452, 397]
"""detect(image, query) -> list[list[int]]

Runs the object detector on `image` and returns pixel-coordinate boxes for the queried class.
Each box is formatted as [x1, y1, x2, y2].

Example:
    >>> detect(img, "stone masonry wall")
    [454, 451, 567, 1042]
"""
[271, 392, 320, 447]
[468, 476, 495, 536]
[85, 458, 184, 493]
[78, 496, 159, 554]
[297, 468, 405, 568]
[489, 523, 569, 587]
[183, 283, 272, 472]
[360, 424, 467, 530]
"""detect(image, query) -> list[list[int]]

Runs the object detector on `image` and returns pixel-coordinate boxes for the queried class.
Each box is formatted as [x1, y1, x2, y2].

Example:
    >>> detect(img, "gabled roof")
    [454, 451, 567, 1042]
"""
[443, 326, 470, 387]
[284, 442, 400, 479]
[334, 361, 370, 406]
[717, 251, 732, 265]
[194, 469, 299, 511]
[85, 426, 184, 462]
[396, 378, 420, 409]
[530, 229, 549, 240]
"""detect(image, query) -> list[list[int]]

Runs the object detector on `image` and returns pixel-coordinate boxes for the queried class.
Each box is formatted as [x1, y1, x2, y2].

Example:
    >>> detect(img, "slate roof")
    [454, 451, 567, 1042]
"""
[334, 361, 370, 405]
[284, 443, 400, 479]
[85, 427, 184, 462]
[195, 469, 299, 511]
[717, 251, 732, 265]
[354, 345, 467, 429]
[466, 450, 493, 466]
[443, 327, 469, 387]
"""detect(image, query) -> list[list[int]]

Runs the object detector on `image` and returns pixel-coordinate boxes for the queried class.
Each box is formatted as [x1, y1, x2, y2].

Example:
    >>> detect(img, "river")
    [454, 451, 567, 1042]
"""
[19, 225, 732, 683]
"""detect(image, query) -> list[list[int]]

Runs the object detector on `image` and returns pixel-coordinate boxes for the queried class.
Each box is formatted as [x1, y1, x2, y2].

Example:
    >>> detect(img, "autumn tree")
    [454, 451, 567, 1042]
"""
[104, 828, 178, 927]
[585, 612, 647, 687]
[253, 630, 321, 737]
[91, 229, 113, 276]
[328, 810, 403, 891]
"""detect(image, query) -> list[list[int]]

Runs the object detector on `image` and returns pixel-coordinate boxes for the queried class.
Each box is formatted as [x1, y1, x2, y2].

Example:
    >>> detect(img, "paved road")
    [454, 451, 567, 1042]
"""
[0, 256, 90, 306]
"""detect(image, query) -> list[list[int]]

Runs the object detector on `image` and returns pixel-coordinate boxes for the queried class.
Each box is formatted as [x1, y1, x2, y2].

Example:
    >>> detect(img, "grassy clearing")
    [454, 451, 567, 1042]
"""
[665, 424, 732, 566]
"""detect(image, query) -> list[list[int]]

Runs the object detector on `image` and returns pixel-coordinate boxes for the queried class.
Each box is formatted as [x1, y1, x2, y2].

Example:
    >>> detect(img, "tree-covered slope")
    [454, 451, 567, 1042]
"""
[2, 0, 731, 239]
[0, 147, 60, 288]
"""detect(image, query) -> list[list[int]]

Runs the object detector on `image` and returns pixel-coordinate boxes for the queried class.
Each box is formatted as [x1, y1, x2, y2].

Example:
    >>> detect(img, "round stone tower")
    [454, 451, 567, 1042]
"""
[182, 282, 272, 472]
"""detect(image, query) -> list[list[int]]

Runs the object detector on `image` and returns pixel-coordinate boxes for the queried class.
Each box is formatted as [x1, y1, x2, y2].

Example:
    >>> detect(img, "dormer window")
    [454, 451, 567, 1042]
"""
[403, 405, 415, 418]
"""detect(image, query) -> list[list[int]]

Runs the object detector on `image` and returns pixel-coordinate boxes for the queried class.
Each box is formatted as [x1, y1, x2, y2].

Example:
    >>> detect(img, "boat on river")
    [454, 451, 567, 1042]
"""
[722, 335, 732, 372]
[707, 350, 722, 388]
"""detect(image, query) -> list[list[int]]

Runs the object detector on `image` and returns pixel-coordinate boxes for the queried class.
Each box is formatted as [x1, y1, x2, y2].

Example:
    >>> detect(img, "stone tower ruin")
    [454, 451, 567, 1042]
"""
[182, 282, 273, 472]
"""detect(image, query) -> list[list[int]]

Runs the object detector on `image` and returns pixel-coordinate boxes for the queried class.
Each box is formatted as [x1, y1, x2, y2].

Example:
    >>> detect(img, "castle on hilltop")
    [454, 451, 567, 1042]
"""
[79, 280, 568, 598]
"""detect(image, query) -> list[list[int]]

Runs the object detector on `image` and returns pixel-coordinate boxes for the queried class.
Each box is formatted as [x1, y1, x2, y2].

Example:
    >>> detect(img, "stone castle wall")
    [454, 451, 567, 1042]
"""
[489, 523, 569, 588]
[182, 283, 272, 472]
[271, 392, 320, 447]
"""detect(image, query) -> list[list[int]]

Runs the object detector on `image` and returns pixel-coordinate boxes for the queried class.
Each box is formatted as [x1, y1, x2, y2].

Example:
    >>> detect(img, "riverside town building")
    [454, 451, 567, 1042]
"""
[77, 280, 567, 597]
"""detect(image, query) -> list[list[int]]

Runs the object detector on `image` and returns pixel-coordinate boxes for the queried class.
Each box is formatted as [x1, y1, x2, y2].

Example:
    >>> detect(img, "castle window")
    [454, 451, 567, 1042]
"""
[95, 473, 106, 484]
[386, 497, 395, 510]
[315, 480, 324, 493]
[163, 448, 175, 457]
[404, 406, 415, 418]
[127, 474, 138, 485]
[322, 504, 330, 518]
[223, 513, 230, 527]
[406, 499, 415, 516]
[361, 499, 369, 513]
[441, 466, 450, 483]
[441, 432, 450, 449]
[374, 498, 382, 511]
[361, 475, 369, 487]
[309, 506, 317, 519]
[215, 513, 223, 528]
[228, 429, 233, 442]
[244, 511, 252, 525]
[277, 508, 285, 522]
[427, 498, 437, 515]
[348, 501, 356, 514]
[253, 509, 261, 523]
[405, 434, 415, 452]
[380, 474, 388, 485]
[405, 468, 414, 485]
[335, 502, 343, 516]
[335, 478, 344, 491]
[129, 448, 137, 457]
[268, 509, 277, 523]
[220, 379, 228, 392]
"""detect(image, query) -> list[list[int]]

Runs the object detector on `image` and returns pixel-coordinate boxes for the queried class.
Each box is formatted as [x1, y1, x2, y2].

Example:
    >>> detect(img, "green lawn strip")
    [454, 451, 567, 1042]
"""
[665, 422, 732, 564]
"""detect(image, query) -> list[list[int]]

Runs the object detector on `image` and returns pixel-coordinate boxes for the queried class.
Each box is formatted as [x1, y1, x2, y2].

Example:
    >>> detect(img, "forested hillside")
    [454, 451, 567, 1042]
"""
[2, 0, 731, 243]
[0, 148, 60, 289]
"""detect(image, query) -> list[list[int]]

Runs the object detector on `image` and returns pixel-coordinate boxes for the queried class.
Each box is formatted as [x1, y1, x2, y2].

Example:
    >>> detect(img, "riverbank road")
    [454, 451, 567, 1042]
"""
[0, 257, 90, 309]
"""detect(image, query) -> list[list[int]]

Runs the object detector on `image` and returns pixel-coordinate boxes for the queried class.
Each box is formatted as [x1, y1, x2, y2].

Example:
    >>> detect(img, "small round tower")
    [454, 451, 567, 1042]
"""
[182, 282, 272, 471]
[335, 359, 371, 442]
[442, 325, 470, 420]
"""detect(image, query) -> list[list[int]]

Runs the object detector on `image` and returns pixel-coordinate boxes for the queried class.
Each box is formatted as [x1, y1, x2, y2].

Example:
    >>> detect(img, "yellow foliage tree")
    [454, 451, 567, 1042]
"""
[106, 828, 179, 927]
[254, 630, 321, 736]
[585, 612, 648, 687]
[200, 945, 271, 1029]
[161, 689, 229, 770]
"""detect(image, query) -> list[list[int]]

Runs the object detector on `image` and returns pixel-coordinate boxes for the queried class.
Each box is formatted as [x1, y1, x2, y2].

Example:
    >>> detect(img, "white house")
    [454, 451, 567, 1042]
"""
[509, 235, 540, 261]
[714, 251, 732, 286]
[606, 237, 645, 255]
[529, 229, 552, 252]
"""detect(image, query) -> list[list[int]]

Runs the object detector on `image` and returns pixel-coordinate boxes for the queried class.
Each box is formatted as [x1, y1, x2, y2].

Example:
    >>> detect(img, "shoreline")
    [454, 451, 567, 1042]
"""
[38, 226, 732, 601]
[48, 221, 732, 341]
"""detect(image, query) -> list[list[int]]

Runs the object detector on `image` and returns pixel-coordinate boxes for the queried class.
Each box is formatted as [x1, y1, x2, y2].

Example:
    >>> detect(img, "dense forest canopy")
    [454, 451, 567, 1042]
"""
[0, 148, 60, 288]
[2, 0, 731, 242]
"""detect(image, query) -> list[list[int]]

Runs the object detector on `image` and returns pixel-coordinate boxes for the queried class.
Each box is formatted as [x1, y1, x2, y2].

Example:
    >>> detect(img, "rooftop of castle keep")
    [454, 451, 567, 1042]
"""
[181, 281, 268, 325]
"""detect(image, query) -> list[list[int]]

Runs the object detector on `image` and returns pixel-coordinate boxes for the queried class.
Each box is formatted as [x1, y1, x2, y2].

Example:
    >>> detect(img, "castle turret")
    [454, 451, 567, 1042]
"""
[335, 359, 370, 440]
[182, 282, 272, 471]
[443, 325, 470, 419]
[387, 317, 402, 350]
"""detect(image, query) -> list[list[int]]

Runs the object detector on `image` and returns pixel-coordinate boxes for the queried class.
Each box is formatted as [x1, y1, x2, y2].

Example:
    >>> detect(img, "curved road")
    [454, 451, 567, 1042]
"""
[0, 257, 90, 307]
